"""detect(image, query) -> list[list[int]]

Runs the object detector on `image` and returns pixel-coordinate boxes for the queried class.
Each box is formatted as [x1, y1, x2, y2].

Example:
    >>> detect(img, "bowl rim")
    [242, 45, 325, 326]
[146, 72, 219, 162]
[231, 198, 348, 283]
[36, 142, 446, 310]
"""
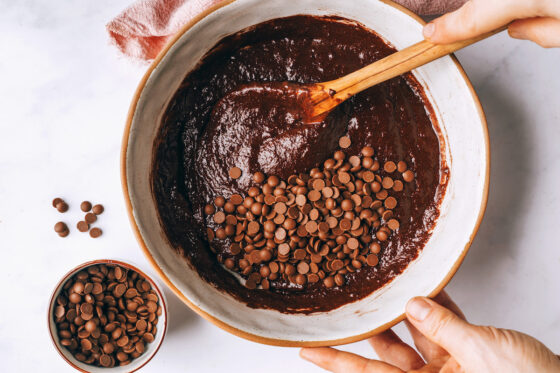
[120, 0, 490, 347]
[47, 259, 168, 372]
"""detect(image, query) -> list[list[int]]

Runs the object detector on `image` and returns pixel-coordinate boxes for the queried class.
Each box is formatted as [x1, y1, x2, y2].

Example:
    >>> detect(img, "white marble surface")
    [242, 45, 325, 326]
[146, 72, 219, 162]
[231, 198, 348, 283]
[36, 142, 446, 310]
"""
[1, 1, 559, 372]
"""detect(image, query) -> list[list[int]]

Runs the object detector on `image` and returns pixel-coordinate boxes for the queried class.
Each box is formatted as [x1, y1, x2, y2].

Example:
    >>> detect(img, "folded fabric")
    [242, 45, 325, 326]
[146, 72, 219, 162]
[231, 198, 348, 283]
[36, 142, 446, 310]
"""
[107, 0, 467, 61]
[397, 0, 466, 15]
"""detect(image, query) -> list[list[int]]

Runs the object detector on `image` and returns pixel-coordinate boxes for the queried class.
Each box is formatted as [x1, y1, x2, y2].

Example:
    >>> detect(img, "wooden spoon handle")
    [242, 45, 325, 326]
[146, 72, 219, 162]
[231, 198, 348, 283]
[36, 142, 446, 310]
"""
[310, 26, 507, 117]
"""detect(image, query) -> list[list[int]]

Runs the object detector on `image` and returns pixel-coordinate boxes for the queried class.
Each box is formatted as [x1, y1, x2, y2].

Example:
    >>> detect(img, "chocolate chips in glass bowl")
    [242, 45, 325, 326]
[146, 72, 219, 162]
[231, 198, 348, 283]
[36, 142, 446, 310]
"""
[206, 137, 415, 290]
[50, 262, 165, 369]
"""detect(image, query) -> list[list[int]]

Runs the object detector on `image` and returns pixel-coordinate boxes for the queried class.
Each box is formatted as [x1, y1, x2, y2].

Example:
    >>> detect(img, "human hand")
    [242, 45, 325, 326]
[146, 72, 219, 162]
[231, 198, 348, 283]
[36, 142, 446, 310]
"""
[300, 291, 560, 372]
[423, 0, 560, 47]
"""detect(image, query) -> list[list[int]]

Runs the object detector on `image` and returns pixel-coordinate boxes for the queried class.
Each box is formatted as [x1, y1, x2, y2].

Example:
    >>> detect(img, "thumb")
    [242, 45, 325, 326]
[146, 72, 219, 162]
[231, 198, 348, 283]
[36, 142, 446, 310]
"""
[423, 0, 545, 44]
[406, 297, 479, 358]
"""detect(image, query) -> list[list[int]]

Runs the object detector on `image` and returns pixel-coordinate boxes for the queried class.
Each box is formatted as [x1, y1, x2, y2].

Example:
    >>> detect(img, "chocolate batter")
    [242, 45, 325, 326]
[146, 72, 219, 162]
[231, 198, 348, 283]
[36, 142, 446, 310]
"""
[152, 15, 448, 313]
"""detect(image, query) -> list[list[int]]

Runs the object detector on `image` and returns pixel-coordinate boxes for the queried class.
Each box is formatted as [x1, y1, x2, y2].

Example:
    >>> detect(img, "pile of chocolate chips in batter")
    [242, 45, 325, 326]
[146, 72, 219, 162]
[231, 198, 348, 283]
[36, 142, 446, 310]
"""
[204, 135, 415, 290]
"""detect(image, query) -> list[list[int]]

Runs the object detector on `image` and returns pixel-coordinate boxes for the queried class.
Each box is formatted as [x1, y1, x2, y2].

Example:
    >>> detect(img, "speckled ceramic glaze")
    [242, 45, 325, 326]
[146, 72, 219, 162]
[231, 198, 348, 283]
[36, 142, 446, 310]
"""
[122, 0, 489, 346]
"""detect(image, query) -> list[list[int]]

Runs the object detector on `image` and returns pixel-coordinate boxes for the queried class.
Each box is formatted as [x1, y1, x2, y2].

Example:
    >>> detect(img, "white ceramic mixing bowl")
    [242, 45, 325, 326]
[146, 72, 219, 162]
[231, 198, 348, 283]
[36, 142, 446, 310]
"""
[121, 0, 489, 346]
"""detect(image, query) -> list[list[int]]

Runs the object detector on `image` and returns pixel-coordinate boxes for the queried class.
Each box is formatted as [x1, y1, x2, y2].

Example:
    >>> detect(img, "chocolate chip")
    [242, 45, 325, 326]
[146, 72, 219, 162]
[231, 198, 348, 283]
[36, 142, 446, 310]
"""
[384, 161, 397, 173]
[382, 177, 394, 189]
[295, 274, 307, 285]
[366, 254, 379, 266]
[214, 196, 226, 207]
[229, 166, 242, 179]
[297, 262, 310, 274]
[362, 171, 375, 182]
[85, 213, 97, 224]
[361, 146, 374, 157]
[77, 221, 89, 232]
[99, 354, 112, 367]
[230, 194, 243, 205]
[403, 170, 415, 182]
[323, 276, 335, 288]
[204, 204, 215, 215]
[213, 211, 226, 224]
[275, 227, 287, 240]
[376, 230, 388, 241]
[384, 197, 397, 209]
[369, 242, 381, 254]
[214, 227, 226, 240]
[92, 204, 104, 215]
[224, 201, 235, 213]
[89, 227, 102, 238]
[338, 136, 351, 149]
[143, 333, 154, 343]
[387, 219, 400, 230]
[80, 201, 92, 212]
[253, 172, 265, 184]
[382, 210, 393, 221]
[54, 222, 68, 233]
[267, 175, 280, 187]
[347, 237, 359, 250]
[245, 279, 256, 289]
[305, 221, 318, 233]
[56, 201, 69, 213]
[52, 198, 64, 208]
[54, 221, 70, 238]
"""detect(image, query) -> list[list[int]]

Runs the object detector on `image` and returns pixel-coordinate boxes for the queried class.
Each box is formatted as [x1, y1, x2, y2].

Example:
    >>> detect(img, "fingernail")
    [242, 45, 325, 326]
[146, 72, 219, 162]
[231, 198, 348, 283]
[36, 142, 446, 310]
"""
[508, 26, 523, 39]
[406, 297, 432, 321]
[423, 23, 435, 39]
[299, 348, 316, 361]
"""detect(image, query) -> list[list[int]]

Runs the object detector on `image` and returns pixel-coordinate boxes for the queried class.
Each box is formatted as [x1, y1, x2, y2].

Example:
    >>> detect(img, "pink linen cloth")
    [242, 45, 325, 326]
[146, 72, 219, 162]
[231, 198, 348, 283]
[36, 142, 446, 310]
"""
[107, 0, 467, 61]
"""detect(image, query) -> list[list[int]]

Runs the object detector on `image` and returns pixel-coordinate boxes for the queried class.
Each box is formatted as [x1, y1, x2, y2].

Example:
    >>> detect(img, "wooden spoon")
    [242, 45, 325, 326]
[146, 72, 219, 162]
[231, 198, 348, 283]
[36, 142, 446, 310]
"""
[303, 26, 506, 122]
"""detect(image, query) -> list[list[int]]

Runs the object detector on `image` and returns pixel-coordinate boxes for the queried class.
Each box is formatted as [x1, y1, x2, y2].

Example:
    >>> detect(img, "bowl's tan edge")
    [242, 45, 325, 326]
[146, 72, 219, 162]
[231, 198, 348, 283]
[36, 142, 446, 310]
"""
[120, 0, 490, 347]
[47, 259, 169, 372]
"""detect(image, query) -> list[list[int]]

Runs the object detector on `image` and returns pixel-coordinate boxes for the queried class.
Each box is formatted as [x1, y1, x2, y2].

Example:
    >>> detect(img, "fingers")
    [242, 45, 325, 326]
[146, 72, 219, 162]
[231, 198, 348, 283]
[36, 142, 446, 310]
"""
[368, 329, 425, 370]
[405, 319, 448, 362]
[300, 347, 403, 373]
[405, 291, 466, 362]
[405, 297, 479, 358]
[439, 357, 463, 373]
[433, 290, 466, 320]
[423, 0, 552, 44]
[509, 17, 560, 47]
